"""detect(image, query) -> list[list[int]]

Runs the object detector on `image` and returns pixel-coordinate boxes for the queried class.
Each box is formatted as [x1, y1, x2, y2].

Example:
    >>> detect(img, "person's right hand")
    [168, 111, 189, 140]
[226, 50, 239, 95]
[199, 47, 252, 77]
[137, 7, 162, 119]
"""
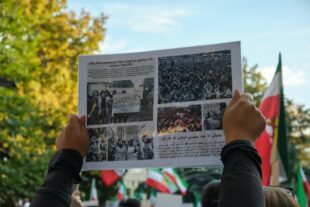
[56, 115, 89, 156]
[223, 90, 266, 145]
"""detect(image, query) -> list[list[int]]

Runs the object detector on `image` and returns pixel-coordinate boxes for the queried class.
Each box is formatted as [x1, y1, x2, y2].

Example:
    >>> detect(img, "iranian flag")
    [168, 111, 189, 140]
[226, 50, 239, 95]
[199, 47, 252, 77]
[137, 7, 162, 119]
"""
[255, 54, 289, 186]
[297, 164, 310, 207]
[100, 170, 126, 187]
[117, 181, 127, 201]
[146, 169, 178, 193]
[163, 168, 189, 195]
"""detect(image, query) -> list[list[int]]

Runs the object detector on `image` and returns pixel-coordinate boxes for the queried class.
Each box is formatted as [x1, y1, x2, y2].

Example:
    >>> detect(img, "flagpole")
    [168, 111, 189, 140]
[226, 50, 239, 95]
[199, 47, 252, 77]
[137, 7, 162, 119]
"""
[272, 54, 282, 183]
[271, 118, 279, 186]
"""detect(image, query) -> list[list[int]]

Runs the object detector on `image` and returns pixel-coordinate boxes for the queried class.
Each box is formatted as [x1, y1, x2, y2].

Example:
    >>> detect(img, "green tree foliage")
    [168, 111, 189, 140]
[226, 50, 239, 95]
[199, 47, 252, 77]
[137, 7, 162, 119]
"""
[286, 100, 310, 167]
[0, 0, 105, 206]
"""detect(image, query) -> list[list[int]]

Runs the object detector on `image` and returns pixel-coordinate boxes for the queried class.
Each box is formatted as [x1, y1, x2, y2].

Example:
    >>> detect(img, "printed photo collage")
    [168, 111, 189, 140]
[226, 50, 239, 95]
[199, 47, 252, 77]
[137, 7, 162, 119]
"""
[85, 50, 233, 163]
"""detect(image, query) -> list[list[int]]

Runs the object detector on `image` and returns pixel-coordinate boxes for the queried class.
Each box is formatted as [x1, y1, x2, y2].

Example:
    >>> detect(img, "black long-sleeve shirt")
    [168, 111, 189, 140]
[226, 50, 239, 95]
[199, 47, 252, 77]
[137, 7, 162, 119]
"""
[218, 140, 265, 207]
[31, 149, 82, 207]
[31, 140, 264, 207]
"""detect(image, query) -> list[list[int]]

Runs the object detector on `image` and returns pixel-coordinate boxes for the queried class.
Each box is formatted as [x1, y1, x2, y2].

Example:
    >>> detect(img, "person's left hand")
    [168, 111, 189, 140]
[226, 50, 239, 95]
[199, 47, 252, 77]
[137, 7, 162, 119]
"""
[56, 115, 89, 156]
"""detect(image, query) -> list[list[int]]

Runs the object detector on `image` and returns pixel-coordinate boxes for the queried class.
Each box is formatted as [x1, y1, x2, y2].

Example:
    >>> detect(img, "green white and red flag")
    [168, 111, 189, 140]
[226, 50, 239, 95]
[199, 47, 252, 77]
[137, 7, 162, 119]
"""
[146, 169, 178, 193]
[163, 168, 188, 195]
[297, 164, 310, 207]
[116, 181, 127, 201]
[100, 170, 126, 187]
[255, 54, 289, 186]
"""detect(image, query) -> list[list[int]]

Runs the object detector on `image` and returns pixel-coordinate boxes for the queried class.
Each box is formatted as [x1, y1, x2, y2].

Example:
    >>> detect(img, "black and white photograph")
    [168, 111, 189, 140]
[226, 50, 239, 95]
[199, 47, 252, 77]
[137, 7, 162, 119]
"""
[107, 124, 154, 161]
[203, 102, 227, 130]
[85, 128, 107, 162]
[87, 78, 154, 125]
[158, 50, 232, 104]
[157, 105, 202, 135]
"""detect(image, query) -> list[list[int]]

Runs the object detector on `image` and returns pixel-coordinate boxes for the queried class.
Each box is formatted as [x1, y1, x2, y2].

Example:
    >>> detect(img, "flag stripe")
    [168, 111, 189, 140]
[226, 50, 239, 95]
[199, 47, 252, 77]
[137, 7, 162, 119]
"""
[300, 167, 310, 195]
[163, 168, 188, 195]
[146, 178, 170, 193]
[297, 165, 309, 207]
[262, 72, 280, 99]
[117, 182, 127, 201]
[172, 169, 188, 194]
[277, 74, 289, 180]
[259, 95, 280, 118]
[146, 169, 171, 193]
[101, 170, 125, 187]
[163, 173, 178, 193]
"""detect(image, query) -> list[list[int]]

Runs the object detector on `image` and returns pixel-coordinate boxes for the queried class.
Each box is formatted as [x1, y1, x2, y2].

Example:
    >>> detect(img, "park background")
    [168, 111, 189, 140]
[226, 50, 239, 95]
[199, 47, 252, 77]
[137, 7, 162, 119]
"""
[0, 0, 309, 206]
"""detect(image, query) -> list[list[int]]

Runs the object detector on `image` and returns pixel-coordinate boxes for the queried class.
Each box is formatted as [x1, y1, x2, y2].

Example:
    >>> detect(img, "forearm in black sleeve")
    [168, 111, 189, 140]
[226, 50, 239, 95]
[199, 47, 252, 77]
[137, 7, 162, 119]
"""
[218, 140, 265, 207]
[31, 149, 83, 207]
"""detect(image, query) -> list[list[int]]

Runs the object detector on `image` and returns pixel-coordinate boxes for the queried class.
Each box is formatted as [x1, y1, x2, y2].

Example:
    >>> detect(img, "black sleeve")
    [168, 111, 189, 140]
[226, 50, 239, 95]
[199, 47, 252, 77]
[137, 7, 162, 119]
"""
[218, 140, 265, 207]
[31, 149, 83, 207]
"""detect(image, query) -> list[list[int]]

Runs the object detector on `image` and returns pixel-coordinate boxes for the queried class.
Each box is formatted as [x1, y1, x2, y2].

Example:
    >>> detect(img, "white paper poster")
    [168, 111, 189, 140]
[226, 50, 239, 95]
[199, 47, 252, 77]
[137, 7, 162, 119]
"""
[78, 41, 242, 170]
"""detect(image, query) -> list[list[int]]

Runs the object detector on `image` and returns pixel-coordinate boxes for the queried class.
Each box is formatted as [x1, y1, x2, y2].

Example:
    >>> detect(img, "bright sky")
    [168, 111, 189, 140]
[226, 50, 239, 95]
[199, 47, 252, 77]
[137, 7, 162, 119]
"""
[67, 0, 310, 107]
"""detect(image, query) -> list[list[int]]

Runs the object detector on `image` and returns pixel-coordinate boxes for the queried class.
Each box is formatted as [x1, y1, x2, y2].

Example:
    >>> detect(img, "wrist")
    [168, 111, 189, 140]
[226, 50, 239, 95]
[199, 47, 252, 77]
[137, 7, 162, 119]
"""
[225, 135, 255, 147]
[62, 146, 86, 157]
[49, 149, 83, 183]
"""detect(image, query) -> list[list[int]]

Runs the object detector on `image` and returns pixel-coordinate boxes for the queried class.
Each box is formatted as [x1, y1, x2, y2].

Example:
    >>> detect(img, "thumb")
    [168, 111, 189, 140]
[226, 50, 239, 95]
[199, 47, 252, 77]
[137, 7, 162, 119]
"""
[56, 130, 64, 151]
[78, 116, 88, 135]
[68, 114, 80, 129]
[78, 116, 86, 129]
[228, 90, 241, 107]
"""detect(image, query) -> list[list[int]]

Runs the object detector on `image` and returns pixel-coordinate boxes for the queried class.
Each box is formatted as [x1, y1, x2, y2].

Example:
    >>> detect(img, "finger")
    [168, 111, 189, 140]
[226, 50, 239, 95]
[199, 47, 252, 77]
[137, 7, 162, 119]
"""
[257, 109, 267, 124]
[78, 116, 87, 133]
[56, 136, 60, 148]
[78, 116, 86, 128]
[76, 190, 80, 196]
[56, 130, 64, 151]
[72, 190, 80, 197]
[67, 114, 80, 129]
[56, 130, 63, 144]
[236, 94, 255, 109]
[80, 115, 86, 123]
[237, 94, 255, 109]
[228, 90, 241, 107]
[78, 116, 89, 149]
[241, 93, 254, 103]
